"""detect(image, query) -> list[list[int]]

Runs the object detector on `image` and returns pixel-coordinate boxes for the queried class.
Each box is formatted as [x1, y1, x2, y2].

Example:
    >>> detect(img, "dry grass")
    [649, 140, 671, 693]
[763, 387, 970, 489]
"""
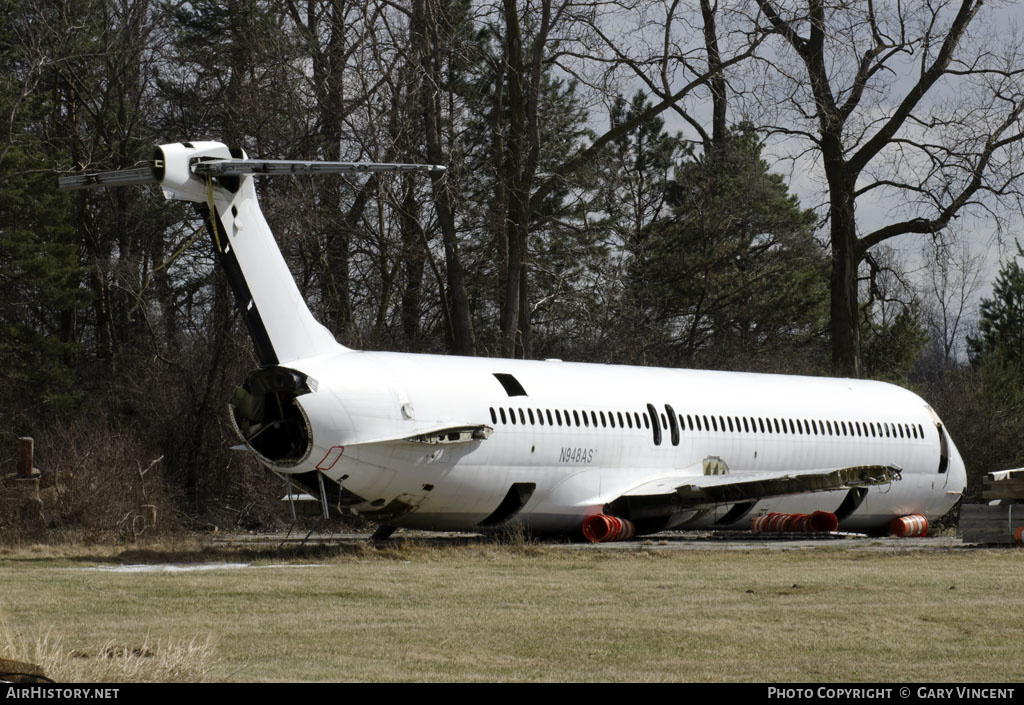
[0, 616, 216, 682]
[1, 540, 1022, 682]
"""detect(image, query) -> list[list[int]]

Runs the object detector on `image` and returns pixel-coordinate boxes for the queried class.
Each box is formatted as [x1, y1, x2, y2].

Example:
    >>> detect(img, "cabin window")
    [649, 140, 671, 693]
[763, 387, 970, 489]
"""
[528, 409, 535, 425]
[617, 412, 625, 427]
[687, 414, 694, 430]
[742, 417, 749, 433]
[518, 409, 526, 425]
[499, 408, 507, 424]
[661, 413, 668, 430]
[509, 408, 517, 425]
[607, 412, 615, 428]
[582, 411, 589, 427]
[678, 414, 686, 433]
[758, 418, 765, 433]
[726, 417, 734, 432]
[573, 410, 580, 426]
[490, 408, 497, 424]
[546, 409, 553, 425]
[666, 404, 680, 446]
[646, 404, 662, 446]
[591, 411, 599, 427]
[626, 413, 633, 429]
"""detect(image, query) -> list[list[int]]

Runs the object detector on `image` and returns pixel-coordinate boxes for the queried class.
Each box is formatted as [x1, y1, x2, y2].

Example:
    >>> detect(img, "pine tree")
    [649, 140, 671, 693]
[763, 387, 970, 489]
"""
[969, 243, 1024, 371]
[626, 125, 828, 371]
[0, 0, 88, 410]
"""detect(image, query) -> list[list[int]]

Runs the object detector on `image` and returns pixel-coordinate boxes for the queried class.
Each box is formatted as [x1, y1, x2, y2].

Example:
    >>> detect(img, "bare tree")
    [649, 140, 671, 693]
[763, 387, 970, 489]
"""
[748, 0, 1024, 376]
[921, 234, 984, 371]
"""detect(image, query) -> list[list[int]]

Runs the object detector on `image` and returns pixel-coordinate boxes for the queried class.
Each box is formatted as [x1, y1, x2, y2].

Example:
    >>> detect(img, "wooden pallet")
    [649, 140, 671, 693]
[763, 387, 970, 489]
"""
[960, 503, 1024, 545]
[983, 478, 1024, 501]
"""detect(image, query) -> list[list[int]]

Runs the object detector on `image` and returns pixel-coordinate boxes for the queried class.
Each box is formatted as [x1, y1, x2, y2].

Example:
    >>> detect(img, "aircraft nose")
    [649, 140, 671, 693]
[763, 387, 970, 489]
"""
[948, 439, 968, 497]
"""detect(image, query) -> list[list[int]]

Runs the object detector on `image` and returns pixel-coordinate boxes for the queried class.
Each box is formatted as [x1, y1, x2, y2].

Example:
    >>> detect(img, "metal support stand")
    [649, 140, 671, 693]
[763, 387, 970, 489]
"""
[317, 472, 330, 519]
[285, 475, 297, 522]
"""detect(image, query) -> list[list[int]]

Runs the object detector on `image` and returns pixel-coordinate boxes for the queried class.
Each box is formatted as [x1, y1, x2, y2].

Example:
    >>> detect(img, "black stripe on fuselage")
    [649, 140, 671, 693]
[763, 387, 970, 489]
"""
[196, 202, 279, 366]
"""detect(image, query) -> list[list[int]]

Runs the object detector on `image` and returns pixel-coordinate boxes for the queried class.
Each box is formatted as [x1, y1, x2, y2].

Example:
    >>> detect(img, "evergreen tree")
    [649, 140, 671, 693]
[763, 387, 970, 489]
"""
[968, 243, 1024, 371]
[0, 0, 88, 410]
[626, 125, 828, 371]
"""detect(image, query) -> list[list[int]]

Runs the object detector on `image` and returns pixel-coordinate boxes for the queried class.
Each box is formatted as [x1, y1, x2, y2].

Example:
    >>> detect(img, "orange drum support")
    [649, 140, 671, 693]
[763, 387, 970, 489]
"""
[889, 513, 929, 537]
[750, 511, 838, 533]
[582, 514, 637, 543]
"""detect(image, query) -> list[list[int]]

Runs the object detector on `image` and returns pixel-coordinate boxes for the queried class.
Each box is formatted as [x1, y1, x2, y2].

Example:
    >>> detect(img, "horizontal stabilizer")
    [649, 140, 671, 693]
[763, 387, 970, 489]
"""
[58, 164, 159, 190]
[192, 159, 446, 177]
[58, 157, 444, 192]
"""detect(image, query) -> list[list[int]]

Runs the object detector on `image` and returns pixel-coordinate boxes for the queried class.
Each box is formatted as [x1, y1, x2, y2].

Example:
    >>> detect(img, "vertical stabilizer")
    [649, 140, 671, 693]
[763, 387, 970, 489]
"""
[60, 141, 444, 364]
[155, 142, 343, 365]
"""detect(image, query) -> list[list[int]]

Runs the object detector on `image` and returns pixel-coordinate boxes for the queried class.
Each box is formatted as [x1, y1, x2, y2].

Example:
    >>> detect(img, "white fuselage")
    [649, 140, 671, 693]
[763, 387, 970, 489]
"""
[277, 348, 966, 534]
[65, 141, 968, 538]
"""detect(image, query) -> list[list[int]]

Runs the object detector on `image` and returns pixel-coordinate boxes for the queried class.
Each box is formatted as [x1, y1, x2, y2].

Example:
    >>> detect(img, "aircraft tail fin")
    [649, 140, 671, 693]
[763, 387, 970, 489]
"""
[60, 141, 443, 365]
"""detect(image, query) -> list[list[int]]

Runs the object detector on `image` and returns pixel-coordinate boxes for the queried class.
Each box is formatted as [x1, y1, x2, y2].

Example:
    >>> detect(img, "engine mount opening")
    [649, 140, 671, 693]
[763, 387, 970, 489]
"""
[230, 366, 313, 467]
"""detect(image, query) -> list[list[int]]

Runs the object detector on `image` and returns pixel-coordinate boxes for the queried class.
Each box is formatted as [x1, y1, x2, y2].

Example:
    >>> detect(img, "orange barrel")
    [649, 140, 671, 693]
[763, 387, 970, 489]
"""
[582, 514, 636, 543]
[1014, 527, 1024, 545]
[889, 513, 929, 537]
[808, 511, 839, 533]
[785, 514, 809, 532]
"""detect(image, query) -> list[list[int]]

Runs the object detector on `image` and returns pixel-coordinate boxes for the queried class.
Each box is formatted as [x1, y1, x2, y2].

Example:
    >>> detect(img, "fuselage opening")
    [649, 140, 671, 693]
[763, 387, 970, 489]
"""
[230, 366, 314, 467]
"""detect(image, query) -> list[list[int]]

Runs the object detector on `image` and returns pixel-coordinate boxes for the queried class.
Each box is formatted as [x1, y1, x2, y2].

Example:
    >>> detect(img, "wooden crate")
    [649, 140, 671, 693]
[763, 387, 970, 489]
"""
[961, 503, 1024, 545]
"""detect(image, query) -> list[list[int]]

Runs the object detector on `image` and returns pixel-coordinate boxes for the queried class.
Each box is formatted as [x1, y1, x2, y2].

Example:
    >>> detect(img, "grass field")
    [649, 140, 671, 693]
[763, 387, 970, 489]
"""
[1, 539, 1021, 682]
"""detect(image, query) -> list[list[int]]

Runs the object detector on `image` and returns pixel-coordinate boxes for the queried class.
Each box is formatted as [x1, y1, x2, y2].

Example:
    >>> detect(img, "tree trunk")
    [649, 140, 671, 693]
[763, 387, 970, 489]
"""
[828, 178, 862, 378]
[411, 0, 475, 355]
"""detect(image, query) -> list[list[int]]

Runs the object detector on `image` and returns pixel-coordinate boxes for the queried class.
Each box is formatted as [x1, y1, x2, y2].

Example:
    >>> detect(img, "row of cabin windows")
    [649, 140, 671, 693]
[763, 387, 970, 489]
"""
[489, 406, 650, 431]
[487, 404, 926, 447]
